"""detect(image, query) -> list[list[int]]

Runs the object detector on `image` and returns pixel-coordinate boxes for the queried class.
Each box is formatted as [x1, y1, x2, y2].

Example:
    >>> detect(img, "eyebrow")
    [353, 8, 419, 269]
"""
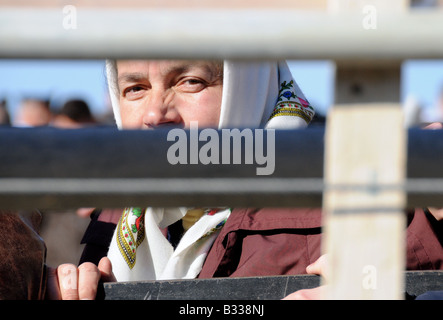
[117, 72, 147, 86]
[117, 62, 222, 88]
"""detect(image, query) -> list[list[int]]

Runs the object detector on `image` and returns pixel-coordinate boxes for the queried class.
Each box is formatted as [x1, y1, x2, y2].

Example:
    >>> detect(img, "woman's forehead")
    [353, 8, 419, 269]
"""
[116, 60, 222, 77]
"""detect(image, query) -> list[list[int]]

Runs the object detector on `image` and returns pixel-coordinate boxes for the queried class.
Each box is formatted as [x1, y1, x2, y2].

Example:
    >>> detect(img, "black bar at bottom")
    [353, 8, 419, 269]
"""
[101, 271, 442, 300]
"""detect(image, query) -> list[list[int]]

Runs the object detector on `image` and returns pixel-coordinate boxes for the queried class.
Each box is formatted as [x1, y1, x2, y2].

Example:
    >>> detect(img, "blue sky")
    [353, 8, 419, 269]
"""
[402, 60, 443, 119]
[0, 59, 109, 121]
[1, 59, 442, 122]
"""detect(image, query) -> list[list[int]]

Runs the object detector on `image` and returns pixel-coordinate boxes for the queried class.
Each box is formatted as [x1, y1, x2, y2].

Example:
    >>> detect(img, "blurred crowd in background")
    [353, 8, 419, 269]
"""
[0, 97, 115, 129]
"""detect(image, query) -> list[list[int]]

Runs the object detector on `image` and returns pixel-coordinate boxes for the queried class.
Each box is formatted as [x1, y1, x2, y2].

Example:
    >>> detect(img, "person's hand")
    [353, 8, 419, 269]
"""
[427, 207, 443, 221]
[305, 253, 329, 279]
[282, 254, 329, 300]
[76, 208, 96, 218]
[76, 208, 123, 223]
[424, 122, 443, 130]
[46, 257, 115, 300]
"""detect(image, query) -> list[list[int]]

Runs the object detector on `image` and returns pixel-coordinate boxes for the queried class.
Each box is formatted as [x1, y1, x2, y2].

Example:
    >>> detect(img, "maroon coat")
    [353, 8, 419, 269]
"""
[1, 207, 440, 299]
[406, 208, 443, 270]
[198, 207, 443, 278]
[79, 207, 442, 279]
[198, 208, 322, 278]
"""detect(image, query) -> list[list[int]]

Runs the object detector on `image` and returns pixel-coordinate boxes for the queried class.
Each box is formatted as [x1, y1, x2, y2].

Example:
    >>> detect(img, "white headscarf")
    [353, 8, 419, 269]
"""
[106, 60, 315, 281]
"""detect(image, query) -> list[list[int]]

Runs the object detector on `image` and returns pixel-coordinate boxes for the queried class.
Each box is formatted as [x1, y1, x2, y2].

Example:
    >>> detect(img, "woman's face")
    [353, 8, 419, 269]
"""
[116, 60, 223, 129]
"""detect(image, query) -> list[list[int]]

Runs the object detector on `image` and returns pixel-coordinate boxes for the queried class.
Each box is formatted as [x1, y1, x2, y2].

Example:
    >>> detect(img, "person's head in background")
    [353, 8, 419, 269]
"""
[14, 98, 52, 127]
[52, 99, 97, 129]
[0, 100, 11, 126]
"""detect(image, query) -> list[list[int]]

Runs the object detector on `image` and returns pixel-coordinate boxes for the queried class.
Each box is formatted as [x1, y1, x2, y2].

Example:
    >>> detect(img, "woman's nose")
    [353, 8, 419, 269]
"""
[142, 89, 181, 128]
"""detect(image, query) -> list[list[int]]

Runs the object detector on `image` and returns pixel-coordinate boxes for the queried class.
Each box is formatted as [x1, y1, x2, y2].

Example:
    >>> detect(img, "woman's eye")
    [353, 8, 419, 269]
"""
[178, 78, 207, 92]
[185, 79, 202, 85]
[123, 86, 146, 99]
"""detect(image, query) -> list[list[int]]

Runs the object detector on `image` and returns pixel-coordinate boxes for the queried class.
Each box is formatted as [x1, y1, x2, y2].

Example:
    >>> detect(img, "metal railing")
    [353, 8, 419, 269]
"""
[1, 8, 443, 60]
[2, 127, 443, 209]
[0, 3, 442, 300]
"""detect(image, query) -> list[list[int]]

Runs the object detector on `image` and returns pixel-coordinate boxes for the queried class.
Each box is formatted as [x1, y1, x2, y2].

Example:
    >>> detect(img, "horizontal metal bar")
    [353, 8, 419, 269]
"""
[0, 127, 324, 179]
[1, 128, 443, 209]
[2, 127, 443, 179]
[0, 177, 323, 209]
[2, 178, 443, 209]
[1, 8, 443, 60]
[101, 271, 443, 300]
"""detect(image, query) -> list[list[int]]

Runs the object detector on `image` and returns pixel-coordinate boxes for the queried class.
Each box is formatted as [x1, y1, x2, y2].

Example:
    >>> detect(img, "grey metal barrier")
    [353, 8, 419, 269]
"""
[1, 127, 443, 209]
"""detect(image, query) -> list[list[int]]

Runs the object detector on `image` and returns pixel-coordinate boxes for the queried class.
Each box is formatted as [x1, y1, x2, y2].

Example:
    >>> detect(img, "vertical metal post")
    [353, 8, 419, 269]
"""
[322, 104, 406, 299]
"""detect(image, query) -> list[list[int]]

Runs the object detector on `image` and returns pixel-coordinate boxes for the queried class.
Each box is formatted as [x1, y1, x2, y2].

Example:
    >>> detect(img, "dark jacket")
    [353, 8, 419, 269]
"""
[0, 211, 47, 300]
